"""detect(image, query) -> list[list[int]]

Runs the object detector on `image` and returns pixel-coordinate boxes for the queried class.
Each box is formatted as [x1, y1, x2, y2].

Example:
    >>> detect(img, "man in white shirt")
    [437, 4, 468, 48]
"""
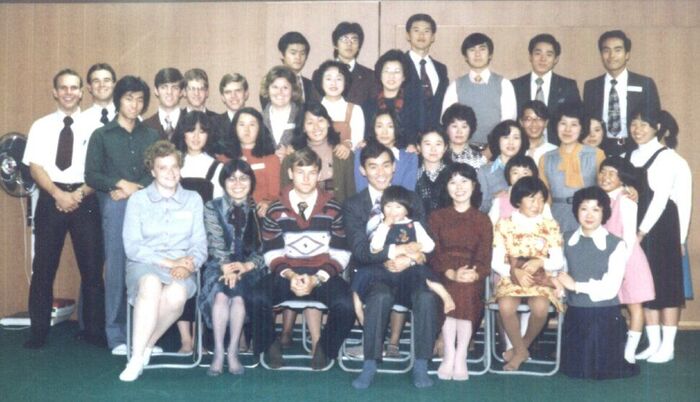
[22, 69, 105, 349]
[79, 63, 117, 128]
[442, 33, 517, 148]
[143, 67, 184, 140]
[215, 73, 249, 138]
[183, 68, 218, 118]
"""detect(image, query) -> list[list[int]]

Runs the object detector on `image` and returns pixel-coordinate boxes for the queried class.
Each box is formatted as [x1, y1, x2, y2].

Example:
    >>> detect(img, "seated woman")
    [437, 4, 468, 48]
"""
[171, 110, 224, 354]
[354, 110, 418, 191]
[415, 129, 452, 215]
[119, 141, 207, 381]
[224, 107, 281, 217]
[491, 176, 564, 371]
[198, 159, 267, 376]
[488, 154, 552, 224]
[477, 120, 529, 213]
[260, 65, 303, 159]
[557, 186, 639, 379]
[313, 60, 365, 150]
[429, 163, 493, 381]
[442, 103, 487, 170]
[362, 49, 420, 151]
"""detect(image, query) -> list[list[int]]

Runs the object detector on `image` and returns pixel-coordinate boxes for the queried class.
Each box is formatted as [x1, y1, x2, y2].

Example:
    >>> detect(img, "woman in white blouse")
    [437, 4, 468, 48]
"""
[260, 66, 303, 159]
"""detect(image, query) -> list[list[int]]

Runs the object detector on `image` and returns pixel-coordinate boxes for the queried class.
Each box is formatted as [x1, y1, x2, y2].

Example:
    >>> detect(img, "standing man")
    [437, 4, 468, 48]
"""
[330, 21, 377, 106]
[215, 73, 249, 137]
[85, 76, 159, 354]
[511, 34, 580, 145]
[143, 67, 184, 141]
[442, 33, 517, 148]
[182, 68, 218, 118]
[22, 69, 105, 349]
[583, 30, 660, 156]
[344, 142, 438, 389]
[261, 31, 318, 108]
[404, 13, 449, 133]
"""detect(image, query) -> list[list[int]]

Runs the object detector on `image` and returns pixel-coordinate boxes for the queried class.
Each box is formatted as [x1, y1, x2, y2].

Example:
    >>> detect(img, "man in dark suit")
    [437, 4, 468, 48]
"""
[404, 13, 448, 134]
[329, 21, 377, 106]
[215, 73, 249, 138]
[143, 67, 184, 141]
[182, 68, 219, 118]
[511, 34, 581, 145]
[261, 32, 318, 108]
[583, 30, 661, 156]
[344, 142, 438, 389]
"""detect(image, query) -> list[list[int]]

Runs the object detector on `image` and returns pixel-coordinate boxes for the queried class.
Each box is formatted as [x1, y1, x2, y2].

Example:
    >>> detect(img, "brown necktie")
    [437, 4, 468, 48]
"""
[298, 201, 308, 221]
[420, 59, 433, 98]
[55, 115, 74, 170]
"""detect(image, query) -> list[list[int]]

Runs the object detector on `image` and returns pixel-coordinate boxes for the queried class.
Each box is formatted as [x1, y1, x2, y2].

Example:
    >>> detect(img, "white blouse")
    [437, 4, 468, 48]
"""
[321, 97, 365, 149]
[181, 152, 224, 199]
[568, 226, 627, 302]
[629, 138, 676, 234]
[668, 150, 692, 244]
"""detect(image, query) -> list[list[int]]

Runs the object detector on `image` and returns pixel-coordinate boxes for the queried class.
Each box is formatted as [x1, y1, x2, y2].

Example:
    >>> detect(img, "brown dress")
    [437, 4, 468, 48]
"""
[428, 207, 493, 322]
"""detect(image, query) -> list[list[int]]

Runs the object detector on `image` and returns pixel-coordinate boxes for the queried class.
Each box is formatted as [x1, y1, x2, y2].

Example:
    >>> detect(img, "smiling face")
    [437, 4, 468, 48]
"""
[322, 67, 345, 100]
[519, 191, 545, 218]
[185, 79, 208, 109]
[600, 37, 630, 77]
[53, 73, 83, 114]
[499, 126, 523, 159]
[406, 21, 435, 53]
[577, 199, 604, 234]
[557, 116, 582, 146]
[446, 119, 471, 147]
[383, 201, 408, 222]
[520, 108, 547, 141]
[417, 131, 447, 164]
[236, 112, 260, 148]
[529, 42, 559, 76]
[155, 82, 182, 109]
[224, 170, 252, 203]
[629, 117, 657, 146]
[118, 90, 145, 121]
[282, 44, 308, 73]
[447, 174, 474, 206]
[374, 113, 396, 147]
[465, 43, 491, 71]
[597, 165, 623, 192]
[184, 123, 208, 155]
[268, 77, 292, 108]
[335, 33, 360, 63]
[380, 61, 405, 94]
[87, 69, 115, 103]
[151, 154, 181, 192]
[360, 151, 396, 192]
[303, 112, 330, 145]
[221, 81, 248, 112]
[288, 164, 319, 196]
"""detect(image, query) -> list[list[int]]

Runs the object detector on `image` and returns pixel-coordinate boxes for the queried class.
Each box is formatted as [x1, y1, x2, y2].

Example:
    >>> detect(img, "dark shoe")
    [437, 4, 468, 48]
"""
[311, 347, 329, 370]
[83, 333, 108, 348]
[264, 341, 284, 369]
[23, 335, 46, 349]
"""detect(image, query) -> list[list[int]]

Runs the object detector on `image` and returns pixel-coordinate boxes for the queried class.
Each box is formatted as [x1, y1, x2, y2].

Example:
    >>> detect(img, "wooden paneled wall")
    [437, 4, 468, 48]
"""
[1, 0, 698, 325]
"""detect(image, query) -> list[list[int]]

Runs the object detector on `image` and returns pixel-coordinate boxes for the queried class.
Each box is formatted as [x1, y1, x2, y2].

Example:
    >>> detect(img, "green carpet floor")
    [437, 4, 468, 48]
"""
[1, 321, 697, 402]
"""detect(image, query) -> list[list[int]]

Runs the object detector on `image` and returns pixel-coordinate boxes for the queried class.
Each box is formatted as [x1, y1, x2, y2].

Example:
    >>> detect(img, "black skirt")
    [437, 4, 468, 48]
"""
[561, 305, 639, 380]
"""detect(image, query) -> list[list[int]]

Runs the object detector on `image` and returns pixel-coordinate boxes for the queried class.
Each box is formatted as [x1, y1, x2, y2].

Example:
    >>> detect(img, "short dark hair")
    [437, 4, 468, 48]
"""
[461, 33, 493, 56]
[86, 63, 116, 84]
[228, 107, 276, 159]
[487, 120, 529, 161]
[381, 185, 414, 218]
[289, 147, 322, 171]
[405, 13, 436, 33]
[172, 111, 217, 155]
[580, 116, 607, 144]
[629, 109, 679, 148]
[218, 158, 257, 194]
[184, 68, 209, 89]
[520, 100, 550, 121]
[528, 34, 561, 57]
[504, 154, 539, 185]
[53, 68, 82, 90]
[292, 103, 341, 149]
[332, 21, 364, 50]
[312, 60, 352, 97]
[572, 186, 612, 224]
[374, 49, 411, 86]
[113, 75, 150, 114]
[599, 156, 637, 188]
[154, 67, 184, 89]
[442, 103, 477, 139]
[278, 31, 310, 54]
[360, 140, 395, 167]
[219, 73, 249, 94]
[510, 176, 549, 208]
[598, 30, 632, 52]
[555, 103, 588, 140]
[441, 162, 482, 209]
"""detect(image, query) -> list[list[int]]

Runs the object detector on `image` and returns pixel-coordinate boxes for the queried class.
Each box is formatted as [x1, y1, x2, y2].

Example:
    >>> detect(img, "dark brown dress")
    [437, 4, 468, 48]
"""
[428, 206, 493, 322]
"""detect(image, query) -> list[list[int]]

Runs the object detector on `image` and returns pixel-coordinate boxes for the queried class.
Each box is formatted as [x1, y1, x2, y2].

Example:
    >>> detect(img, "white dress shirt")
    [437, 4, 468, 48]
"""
[527, 140, 557, 165]
[602, 69, 629, 138]
[321, 97, 365, 148]
[408, 51, 439, 95]
[629, 138, 676, 234]
[568, 226, 627, 302]
[530, 70, 553, 105]
[668, 150, 692, 244]
[269, 105, 293, 146]
[158, 107, 182, 131]
[441, 68, 517, 120]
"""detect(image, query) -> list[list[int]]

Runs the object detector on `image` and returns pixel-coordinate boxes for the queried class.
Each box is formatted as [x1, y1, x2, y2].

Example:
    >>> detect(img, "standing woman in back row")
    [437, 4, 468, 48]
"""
[625, 109, 684, 364]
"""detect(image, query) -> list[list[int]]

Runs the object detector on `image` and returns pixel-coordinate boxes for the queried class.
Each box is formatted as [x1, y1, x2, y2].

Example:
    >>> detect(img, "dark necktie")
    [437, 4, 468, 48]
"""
[55, 116, 74, 171]
[419, 59, 433, 99]
[164, 115, 174, 140]
[228, 204, 246, 238]
[100, 108, 109, 125]
[298, 202, 308, 221]
[535, 77, 545, 103]
[608, 79, 621, 136]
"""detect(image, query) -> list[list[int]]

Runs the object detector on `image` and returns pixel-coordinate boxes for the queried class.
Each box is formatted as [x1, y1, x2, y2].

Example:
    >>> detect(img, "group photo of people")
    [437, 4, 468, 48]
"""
[13, 6, 694, 396]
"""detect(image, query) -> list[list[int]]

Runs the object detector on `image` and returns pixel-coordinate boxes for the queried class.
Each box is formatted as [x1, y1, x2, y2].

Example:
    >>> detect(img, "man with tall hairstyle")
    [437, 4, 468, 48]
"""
[22, 68, 106, 349]
[85, 75, 159, 354]
[404, 13, 449, 133]
[330, 21, 377, 106]
[143, 67, 185, 141]
[511, 34, 581, 145]
[250, 147, 354, 370]
[442, 33, 517, 148]
[583, 30, 661, 156]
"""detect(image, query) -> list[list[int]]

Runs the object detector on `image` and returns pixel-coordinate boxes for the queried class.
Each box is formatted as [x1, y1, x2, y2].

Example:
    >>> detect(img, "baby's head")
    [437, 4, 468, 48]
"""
[504, 154, 538, 186]
[381, 185, 413, 221]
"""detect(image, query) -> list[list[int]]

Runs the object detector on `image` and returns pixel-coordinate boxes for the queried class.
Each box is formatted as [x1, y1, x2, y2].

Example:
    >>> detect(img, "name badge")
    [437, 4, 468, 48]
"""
[627, 85, 643, 92]
[285, 123, 296, 130]
[251, 163, 266, 170]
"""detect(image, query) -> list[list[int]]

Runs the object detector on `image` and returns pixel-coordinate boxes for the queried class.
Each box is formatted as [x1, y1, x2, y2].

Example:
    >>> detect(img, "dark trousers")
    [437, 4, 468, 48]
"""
[250, 273, 355, 357]
[29, 187, 105, 340]
[362, 265, 438, 360]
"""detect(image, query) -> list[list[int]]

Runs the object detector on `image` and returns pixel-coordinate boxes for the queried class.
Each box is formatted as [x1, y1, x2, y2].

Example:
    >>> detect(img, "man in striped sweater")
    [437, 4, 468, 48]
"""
[250, 148, 355, 370]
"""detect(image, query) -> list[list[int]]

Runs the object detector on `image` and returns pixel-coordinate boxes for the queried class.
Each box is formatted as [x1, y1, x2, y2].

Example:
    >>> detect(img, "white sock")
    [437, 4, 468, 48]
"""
[635, 325, 660, 360]
[648, 326, 677, 363]
[624, 331, 642, 364]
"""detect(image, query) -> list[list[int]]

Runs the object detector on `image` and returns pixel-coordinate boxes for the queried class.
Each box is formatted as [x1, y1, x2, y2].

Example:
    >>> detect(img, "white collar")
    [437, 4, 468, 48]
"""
[605, 69, 628, 84]
[367, 185, 383, 206]
[511, 210, 544, 227]
[289, 188, 318, 214]
[469, 68, 491, 82]
[408, 51, 431, 65]
[567, 226, 610, 250]
[531, 70, 552, 84]
[391, 147, 401, 161]
[339, 59, 356, 72]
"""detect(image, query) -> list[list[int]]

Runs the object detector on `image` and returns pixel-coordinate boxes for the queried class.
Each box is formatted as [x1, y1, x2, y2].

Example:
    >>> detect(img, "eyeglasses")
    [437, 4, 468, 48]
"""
[339, 35, 360, 44]
[226, 175, 251, 184]
[186, 86, 206, 93]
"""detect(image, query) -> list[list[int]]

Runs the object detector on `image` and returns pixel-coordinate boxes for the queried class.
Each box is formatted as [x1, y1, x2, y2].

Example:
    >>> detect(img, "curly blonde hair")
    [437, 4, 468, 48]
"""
[144, 140, 183, 170]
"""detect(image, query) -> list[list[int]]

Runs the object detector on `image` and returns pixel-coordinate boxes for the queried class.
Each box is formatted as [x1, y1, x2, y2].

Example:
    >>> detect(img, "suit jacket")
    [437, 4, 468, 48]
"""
[512, 72, 581, 145]
[260, 75, 319, 109]
[143, 110, 186, 141]
[583, 71, 660, 155]
[262, 101, 302, 148]
[405, 52, 449, 133]
[362, 82, 421, 148]
[343, 187, 426, 268]
[346, 62, 378, 108]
